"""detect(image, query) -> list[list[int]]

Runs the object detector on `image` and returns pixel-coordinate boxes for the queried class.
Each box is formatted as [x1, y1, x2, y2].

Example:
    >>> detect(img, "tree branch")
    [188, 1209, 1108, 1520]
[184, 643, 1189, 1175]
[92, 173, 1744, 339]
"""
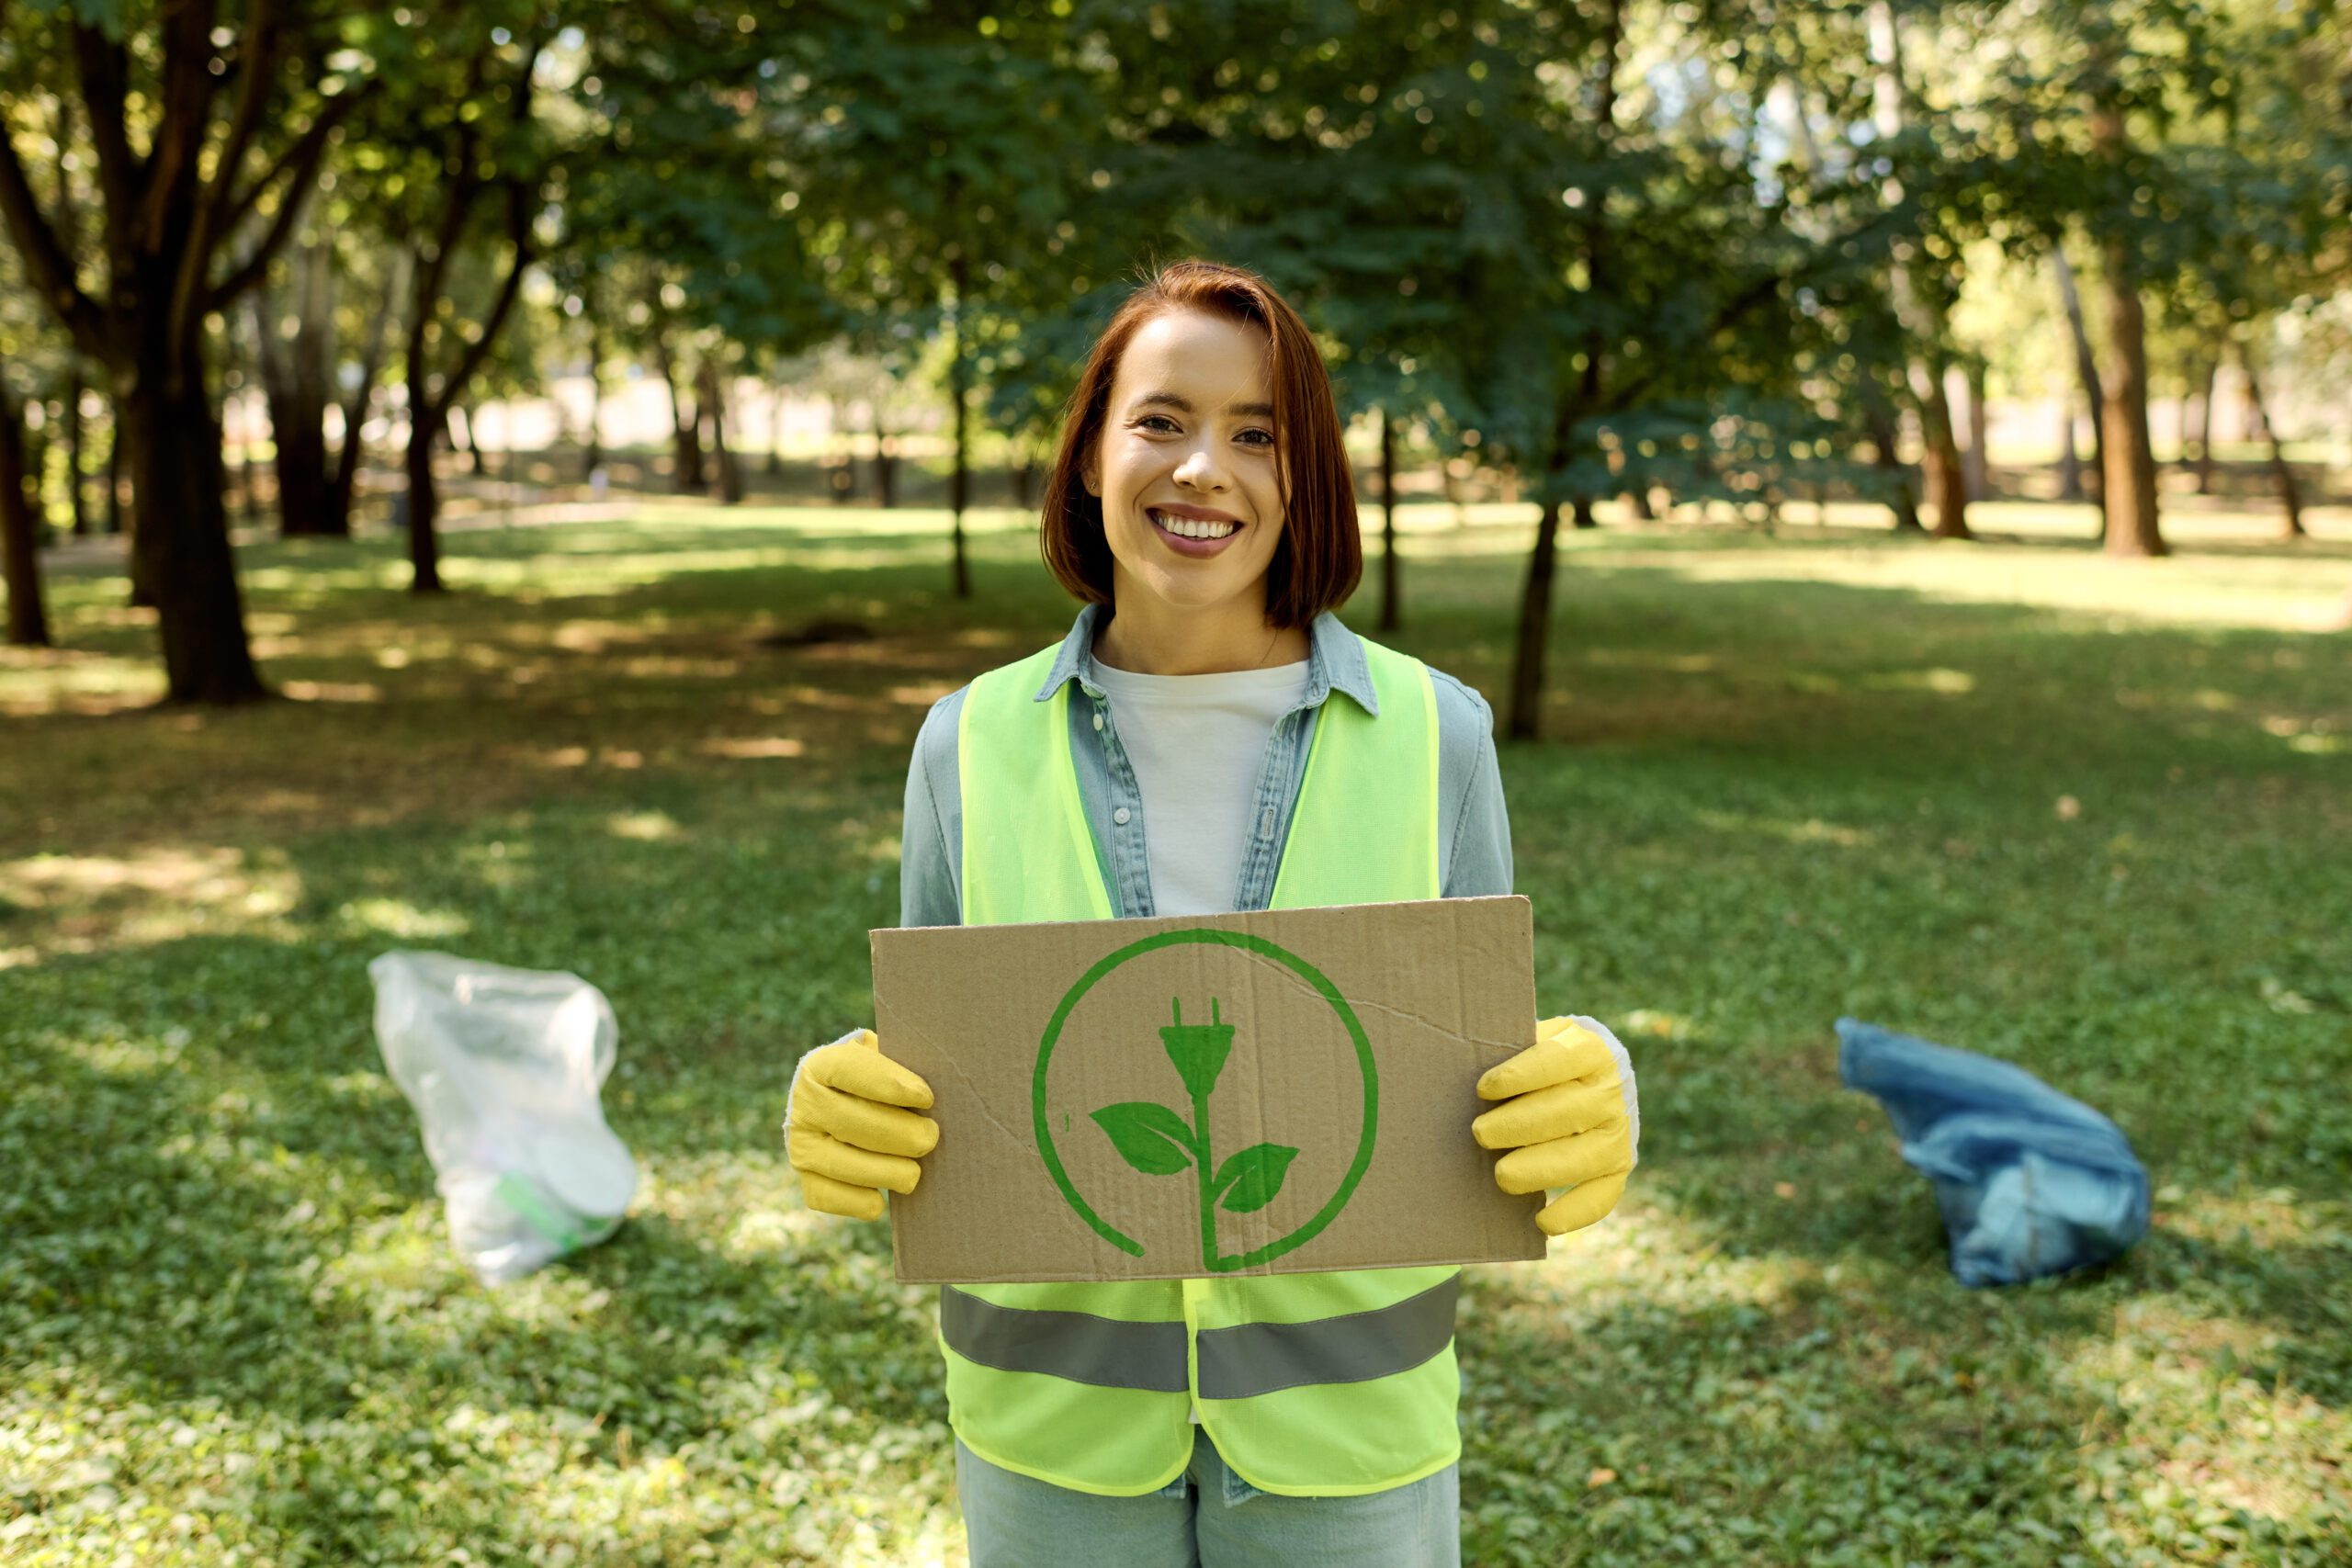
[0, 109, 107, 357]
[1604, 209, 1902, 417]
[70, 23, 141, 263]
[429, 177, 535, 422]
[216, 79, 366, 240]
[136, 0, 223, 251]
[203, 98, 353, 311]
[198, 0, 281, 243]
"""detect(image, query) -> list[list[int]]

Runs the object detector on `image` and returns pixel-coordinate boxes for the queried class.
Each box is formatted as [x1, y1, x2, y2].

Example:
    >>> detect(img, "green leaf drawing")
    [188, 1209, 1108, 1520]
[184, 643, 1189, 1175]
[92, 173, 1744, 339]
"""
[1159, 997, 1235, 1101]
[1213, 1142, 1300, 1213]
[1090, 1101, 1196, 1175]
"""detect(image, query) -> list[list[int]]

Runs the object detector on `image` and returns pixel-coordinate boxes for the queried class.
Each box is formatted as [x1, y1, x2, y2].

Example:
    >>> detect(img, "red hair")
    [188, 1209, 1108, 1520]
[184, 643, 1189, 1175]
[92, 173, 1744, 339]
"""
[1039, 260, 1361, 628]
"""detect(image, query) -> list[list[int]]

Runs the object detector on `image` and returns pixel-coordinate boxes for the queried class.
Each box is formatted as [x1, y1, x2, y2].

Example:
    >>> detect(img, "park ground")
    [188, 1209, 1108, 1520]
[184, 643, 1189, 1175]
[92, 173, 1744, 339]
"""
[2, 499, 2349, 1565]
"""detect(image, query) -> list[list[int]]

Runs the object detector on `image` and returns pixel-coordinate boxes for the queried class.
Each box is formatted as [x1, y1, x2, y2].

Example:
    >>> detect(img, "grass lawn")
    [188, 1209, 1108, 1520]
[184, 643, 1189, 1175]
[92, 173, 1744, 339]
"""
[3, 507, 2348, 1566]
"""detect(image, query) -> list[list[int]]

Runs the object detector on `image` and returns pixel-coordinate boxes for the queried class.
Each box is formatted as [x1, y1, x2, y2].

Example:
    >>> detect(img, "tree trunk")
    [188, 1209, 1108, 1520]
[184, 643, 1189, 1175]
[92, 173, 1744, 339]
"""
[53, 104, 88, 542]
[949, 274, 973, 599]
[324, 248, 405, 537]
[253, 242, 334, 536]
[651, 328, 703, 494]
[766, 382, 786, 476]
[1441, 457, 1467, 528]
[1628, 484, 1657, 520]
[123, 346, 270, 700]
[1503, 0, 1613, 746]
[1962, 361, 1989, 502]
[700, 360, 743, 504]
[874, 423, 898, 509]
[1870, 1, 1965, 540]
[22, 414, 46, 537]
[0, 9, 354, 698]
[2240, 344, 2305, 539]
[2052, 249, 2107, 529]
[2057, 394, 2083, 501]
[2192, 353, 2218, 495]
[233, 376, 260, 529]
[0, 385, 51, 648]
[1867, 382, 1922, 531]
[582, 317, 605, 479]
[451, 401, 487, 476]
[1507, 498, 1564, 740]
[2098, 239, 2165, 558]
[1377, 409, 1400, 633]
[65, 366, 87, 536]
[405, 359, 444, 593]
[1918, 367, 1972, 538]
[103, 396, 122, 535]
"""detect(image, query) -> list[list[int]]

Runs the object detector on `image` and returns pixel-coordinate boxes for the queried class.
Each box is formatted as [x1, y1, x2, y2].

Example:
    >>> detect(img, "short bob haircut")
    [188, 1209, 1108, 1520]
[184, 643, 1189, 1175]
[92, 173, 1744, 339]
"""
[1039, 260, 1361, 629]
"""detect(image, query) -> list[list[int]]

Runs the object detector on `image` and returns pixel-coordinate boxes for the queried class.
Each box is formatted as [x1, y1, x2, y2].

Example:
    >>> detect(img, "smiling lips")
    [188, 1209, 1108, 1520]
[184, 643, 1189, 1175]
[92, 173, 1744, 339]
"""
[1148, 506, 1240, 543]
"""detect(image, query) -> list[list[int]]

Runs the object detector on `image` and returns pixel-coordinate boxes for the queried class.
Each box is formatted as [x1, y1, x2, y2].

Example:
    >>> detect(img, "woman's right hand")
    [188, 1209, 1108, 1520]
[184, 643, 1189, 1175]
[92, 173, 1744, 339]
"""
[784, 1028, 939, 1220]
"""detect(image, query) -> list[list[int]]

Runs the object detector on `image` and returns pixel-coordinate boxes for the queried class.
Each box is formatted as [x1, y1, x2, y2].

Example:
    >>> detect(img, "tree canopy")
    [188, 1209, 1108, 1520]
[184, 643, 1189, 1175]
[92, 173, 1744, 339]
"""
[3, 0, 2346, 709]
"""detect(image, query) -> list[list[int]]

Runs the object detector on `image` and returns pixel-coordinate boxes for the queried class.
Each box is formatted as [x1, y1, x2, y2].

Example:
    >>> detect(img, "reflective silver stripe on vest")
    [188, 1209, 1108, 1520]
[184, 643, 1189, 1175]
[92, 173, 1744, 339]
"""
[1197, 1275, 1459, 1401]
[939, 1276, 1459, 1401]
[939, 1287, 1190, 1393]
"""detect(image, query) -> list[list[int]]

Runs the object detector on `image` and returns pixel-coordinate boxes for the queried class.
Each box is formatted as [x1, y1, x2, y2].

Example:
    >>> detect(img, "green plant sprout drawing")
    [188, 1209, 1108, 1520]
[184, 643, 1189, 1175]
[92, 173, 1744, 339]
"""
[1033, 928, 1377, 1273]
[1088, 998, 1301, 1273]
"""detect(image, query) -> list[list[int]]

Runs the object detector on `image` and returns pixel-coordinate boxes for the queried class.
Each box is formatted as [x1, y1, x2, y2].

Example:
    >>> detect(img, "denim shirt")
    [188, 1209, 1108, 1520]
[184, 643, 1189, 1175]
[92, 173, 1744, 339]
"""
[899, 606, 1512, 927]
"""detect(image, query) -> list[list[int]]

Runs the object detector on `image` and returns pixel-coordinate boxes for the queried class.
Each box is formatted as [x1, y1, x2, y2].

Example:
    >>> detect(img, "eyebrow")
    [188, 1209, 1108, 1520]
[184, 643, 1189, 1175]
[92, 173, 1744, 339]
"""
[1132, 390, 1276, 418]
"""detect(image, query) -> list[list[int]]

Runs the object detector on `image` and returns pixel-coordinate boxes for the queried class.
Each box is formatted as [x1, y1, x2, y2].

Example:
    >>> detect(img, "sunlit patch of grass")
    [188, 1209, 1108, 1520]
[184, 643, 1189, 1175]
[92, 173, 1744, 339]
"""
[1691, 810, 1879, 848]
[337, 897, 472, 938]
[0, 643, 167, 715]
[2059, 1297, 2352, 1556]
[607, 810, 685, 841]
[0, 847, 303, 958]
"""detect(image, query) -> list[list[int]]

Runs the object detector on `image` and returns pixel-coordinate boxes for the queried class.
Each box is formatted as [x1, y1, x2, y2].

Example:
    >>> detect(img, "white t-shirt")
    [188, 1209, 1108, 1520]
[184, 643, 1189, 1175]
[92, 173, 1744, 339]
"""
[1088, 659, 1311, 917]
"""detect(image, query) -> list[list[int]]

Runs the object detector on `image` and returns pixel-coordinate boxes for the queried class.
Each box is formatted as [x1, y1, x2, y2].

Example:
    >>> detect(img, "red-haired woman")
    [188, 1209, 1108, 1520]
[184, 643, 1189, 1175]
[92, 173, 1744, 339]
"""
[786, 261, 1637, 1566]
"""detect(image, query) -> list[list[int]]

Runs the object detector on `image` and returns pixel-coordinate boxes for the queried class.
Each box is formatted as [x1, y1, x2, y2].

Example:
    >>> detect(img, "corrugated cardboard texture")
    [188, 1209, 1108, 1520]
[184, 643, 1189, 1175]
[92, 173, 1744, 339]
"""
[873, 897, 1546, 1283]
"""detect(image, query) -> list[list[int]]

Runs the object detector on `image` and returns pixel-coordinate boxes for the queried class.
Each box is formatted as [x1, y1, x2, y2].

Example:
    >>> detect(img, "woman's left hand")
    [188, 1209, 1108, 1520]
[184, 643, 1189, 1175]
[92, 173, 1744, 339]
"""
[1472, 1015, 1639, 1236]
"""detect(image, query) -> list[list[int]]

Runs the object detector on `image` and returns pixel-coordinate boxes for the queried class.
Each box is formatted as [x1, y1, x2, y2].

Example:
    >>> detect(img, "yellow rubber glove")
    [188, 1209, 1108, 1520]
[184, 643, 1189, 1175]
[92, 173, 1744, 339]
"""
[784, 1028, 939, 1221]
[1472, 1015, 1638, 1236]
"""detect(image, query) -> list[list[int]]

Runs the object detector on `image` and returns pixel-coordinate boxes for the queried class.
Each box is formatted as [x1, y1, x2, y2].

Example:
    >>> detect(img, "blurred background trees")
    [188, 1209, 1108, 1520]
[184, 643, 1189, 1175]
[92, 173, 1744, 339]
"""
[3, 0, 2346, 714]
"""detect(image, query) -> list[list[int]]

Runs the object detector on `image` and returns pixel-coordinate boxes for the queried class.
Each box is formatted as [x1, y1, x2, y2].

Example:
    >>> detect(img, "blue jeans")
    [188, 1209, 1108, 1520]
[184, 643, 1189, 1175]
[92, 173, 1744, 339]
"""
[955, 1433, 1462, 1568]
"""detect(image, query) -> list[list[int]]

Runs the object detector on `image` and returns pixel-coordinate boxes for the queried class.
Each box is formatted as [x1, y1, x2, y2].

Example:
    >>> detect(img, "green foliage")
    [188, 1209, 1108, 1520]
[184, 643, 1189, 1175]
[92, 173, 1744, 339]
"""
[4, 512, 2346, 1561]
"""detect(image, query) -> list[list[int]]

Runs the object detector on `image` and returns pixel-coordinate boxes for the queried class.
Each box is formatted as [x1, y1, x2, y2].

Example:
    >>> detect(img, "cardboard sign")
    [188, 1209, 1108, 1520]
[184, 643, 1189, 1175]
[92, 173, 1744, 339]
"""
[871, 896, 1546, 1284]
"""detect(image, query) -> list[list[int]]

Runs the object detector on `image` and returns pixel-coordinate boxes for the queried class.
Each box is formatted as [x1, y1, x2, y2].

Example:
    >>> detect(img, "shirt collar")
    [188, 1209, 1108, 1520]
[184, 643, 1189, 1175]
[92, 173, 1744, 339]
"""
[1033, 605, 1379, 717]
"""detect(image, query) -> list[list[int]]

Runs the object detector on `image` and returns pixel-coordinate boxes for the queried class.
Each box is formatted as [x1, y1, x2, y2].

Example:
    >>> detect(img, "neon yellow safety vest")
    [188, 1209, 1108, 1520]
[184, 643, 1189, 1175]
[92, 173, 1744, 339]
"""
[944, 633, 1459, 1499]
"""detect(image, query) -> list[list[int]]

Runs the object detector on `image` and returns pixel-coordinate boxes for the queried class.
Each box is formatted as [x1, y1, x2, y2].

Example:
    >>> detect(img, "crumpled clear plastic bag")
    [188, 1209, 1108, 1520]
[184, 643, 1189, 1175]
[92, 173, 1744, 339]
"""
[369, 951, 639, 1284]
[1837, 1017, 2149, 1288]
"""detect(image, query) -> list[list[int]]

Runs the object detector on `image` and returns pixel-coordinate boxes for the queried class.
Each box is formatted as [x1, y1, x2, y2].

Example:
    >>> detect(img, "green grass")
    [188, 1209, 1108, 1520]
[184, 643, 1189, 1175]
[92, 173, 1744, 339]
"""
[3, 508, 2348, 1566]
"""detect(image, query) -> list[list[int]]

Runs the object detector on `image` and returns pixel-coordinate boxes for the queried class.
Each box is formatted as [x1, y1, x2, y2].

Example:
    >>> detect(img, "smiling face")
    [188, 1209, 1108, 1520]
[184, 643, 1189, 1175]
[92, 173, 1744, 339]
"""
[1084, 309, 1291, 627]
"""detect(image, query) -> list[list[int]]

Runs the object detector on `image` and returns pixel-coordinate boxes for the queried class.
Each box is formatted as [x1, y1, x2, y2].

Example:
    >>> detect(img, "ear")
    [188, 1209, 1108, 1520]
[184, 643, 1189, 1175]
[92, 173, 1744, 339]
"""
[1081, 459, 1101, 498]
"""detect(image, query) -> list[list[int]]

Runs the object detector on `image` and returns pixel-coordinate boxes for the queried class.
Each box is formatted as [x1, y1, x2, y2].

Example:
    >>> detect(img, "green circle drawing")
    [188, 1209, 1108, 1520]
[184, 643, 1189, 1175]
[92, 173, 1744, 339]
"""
[1031, 929, 1378, 1272]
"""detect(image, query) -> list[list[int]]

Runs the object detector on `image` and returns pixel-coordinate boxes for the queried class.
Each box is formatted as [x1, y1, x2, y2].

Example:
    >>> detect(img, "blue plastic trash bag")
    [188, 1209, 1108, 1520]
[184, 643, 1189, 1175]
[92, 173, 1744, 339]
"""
[1836, 1018, 2149, 1287]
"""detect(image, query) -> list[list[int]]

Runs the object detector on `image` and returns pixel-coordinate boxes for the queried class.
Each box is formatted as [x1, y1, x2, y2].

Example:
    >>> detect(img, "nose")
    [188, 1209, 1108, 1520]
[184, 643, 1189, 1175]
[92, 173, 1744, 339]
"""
[1172, 439, 1231, 493]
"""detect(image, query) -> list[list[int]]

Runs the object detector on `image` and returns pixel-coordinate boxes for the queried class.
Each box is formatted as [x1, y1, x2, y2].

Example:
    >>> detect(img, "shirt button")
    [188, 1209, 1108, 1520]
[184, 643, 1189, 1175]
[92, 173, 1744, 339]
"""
[1092, 713, 1104, 731]
[1114, 807, 1131, 826]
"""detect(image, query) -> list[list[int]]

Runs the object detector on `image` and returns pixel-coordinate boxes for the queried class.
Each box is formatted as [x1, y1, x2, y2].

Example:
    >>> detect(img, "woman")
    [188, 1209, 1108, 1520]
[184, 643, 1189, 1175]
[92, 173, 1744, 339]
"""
[786, 261, 1636, 1567]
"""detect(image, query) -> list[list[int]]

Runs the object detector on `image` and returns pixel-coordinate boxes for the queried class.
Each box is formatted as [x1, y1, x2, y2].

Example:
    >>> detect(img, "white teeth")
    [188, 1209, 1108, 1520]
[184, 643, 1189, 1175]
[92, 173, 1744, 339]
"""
[1149, 510, 1237, 540]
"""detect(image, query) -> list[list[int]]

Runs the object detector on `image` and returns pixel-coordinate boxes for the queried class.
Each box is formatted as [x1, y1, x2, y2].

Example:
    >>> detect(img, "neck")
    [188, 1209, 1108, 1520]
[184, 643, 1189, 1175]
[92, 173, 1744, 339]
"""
[1093, 592, 1310, 676]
